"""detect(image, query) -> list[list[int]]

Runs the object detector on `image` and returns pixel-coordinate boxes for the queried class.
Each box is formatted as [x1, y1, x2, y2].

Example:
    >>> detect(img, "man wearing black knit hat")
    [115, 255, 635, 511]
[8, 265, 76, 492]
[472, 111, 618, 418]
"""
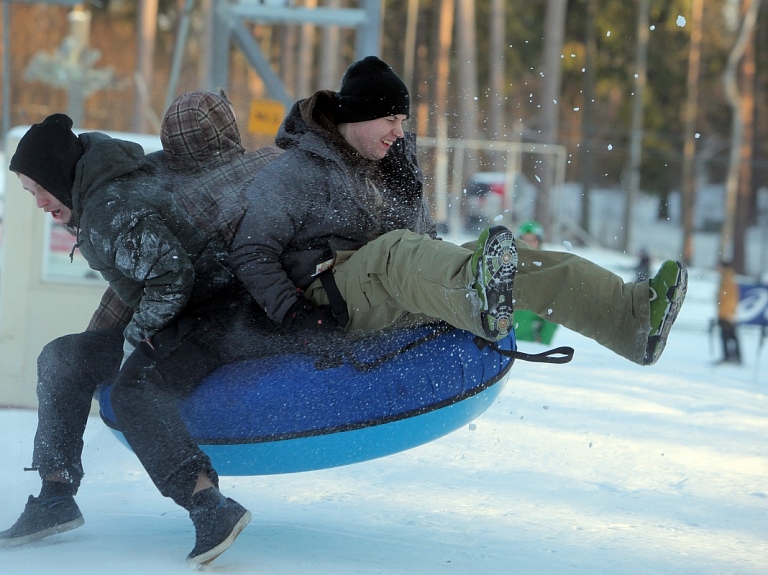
[333, 55, 410, 124]
[9, 114, 82, 226]
[231, 55, 519, 344]
[4, 107, 271, 565]
[231, 54, 688, 368]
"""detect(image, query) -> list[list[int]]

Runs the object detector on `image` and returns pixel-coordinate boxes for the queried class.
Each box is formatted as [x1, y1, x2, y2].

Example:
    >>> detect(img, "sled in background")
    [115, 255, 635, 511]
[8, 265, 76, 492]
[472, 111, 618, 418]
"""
[513, 310, 558, 345]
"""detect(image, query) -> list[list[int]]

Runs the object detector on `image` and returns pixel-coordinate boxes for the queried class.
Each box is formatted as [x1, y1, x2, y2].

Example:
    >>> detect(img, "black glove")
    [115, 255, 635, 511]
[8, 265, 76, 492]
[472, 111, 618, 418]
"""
[283, 299, 340, 331]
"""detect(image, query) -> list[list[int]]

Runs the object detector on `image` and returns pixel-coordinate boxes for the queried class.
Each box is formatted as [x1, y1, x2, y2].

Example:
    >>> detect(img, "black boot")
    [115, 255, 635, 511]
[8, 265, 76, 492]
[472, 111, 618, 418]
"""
[0, 489, 83, 547]
[186, 487, 251, 566]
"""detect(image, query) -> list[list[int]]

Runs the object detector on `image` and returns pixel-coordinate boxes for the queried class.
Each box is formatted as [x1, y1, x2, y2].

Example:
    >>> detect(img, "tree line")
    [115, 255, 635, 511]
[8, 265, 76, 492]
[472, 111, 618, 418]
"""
[2, 0, 766, 271]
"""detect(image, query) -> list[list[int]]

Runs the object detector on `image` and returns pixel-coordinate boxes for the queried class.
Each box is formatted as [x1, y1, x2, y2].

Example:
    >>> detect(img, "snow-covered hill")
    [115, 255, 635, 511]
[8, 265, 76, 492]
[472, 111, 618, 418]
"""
[1, 248, 766, 574]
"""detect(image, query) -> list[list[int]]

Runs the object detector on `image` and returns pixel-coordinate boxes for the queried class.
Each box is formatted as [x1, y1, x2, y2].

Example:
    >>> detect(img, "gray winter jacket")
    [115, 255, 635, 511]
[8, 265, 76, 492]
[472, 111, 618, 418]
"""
[71, 132, 232, 345]
[230, 90, 437, 324]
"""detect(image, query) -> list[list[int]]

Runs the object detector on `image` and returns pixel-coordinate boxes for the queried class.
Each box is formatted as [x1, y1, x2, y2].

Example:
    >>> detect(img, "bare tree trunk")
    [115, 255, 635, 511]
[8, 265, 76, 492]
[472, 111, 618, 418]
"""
[455, 0, 481, 183]
[489, 0, 505, 143]
[681, 0, 704, 267]
[578, 0, 597, 237]
[622, 0, 650, 253]
[197, 0, 212, 96]
[434, 0, 455, 226]
[721, 0, 761, 264]
[536, 0, 567, 237]
[297, 0, 317, 98]
[319, 0, 341, 89]
[404, 0, 420, 91]
[415, 15, 431, 136]
[281, 24, 298, 98]
[133, 0, 158, 133]
[735, 15, 757, 272]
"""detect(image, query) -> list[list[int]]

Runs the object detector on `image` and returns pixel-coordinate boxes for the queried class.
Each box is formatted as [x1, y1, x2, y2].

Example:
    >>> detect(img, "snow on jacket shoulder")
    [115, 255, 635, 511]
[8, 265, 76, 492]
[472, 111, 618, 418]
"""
[72, 132, 232, 345]
[230, 90, 437, 325]
[86, 93, 282, 332]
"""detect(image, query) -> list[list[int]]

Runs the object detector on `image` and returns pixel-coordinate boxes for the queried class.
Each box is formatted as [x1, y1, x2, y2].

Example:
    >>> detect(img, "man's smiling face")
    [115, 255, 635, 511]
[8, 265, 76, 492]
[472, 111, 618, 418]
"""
[341, 115, 407, 160]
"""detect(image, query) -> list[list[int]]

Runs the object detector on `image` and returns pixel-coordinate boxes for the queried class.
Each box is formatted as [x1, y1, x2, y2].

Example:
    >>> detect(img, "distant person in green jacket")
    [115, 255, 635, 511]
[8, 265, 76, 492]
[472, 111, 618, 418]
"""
[513, 221, 557, 344]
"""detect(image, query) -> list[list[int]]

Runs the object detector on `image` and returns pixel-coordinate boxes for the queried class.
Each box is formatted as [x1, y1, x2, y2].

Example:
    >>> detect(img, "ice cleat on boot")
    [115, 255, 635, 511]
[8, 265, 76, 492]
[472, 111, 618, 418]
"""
[643, 260, 688, 365]
[471, 226, 517, 341]
[0, 495, 84, 547]
[186, 487, 251, 567]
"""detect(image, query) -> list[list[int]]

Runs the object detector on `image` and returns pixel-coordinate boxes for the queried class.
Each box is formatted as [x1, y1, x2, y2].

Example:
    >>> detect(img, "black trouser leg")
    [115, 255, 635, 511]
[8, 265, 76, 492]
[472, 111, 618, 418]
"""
[32, 327, 124, 492]
[718, 320, 741, 362]
[110, 315, 229, 509]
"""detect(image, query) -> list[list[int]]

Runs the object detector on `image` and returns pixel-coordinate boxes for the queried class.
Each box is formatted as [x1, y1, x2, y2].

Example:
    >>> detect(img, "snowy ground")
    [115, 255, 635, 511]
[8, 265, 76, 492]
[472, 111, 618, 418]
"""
[1, 247, 767, 574]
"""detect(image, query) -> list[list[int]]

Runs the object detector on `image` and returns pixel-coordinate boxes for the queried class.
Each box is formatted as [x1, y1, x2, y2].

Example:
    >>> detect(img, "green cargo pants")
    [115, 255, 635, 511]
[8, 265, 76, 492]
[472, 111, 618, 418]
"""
[305, 230, 651, 364]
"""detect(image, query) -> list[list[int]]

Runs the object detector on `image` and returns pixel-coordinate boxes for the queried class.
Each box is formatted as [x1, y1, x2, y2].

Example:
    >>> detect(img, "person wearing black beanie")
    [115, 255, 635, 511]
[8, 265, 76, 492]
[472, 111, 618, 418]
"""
[9, 113, 83, 211]
[4, 101, 268, 564]
[231, 52, 688, 371]
[334, 55, 410, 123]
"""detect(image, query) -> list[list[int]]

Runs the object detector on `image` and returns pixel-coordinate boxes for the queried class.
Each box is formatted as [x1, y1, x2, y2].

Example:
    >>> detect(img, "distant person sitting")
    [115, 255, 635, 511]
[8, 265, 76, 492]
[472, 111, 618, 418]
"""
[715, 260, 741, 365]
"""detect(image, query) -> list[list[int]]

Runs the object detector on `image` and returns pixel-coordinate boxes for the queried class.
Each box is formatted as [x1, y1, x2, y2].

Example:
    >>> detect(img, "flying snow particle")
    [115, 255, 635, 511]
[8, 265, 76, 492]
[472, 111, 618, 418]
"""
[494, 214, 504, 222]
[563, 240, 573, 251]
[677, 15, 686, 27]
[535, 175, 541, 183]
[607, 144, 613, 151]
[468, 423, 477, 431]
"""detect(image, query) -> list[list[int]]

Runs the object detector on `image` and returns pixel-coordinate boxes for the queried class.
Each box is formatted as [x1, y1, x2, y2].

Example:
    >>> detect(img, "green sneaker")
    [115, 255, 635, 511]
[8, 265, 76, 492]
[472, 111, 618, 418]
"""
[472, 226, 517, 341]
[643, 260, 688, 365]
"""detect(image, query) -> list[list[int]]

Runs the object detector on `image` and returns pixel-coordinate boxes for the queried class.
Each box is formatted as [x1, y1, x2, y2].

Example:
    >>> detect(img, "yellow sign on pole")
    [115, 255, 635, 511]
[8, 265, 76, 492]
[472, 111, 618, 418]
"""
[248, 98, 286, 136]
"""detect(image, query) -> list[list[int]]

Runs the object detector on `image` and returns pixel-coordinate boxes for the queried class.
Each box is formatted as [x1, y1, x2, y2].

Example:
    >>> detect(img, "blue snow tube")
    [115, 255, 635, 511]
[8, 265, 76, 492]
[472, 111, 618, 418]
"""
[98, 325, 516, 475]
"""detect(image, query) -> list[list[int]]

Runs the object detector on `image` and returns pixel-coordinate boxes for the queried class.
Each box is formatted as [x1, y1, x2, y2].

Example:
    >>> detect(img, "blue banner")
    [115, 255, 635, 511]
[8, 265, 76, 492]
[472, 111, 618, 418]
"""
[738, 284, 768, 326]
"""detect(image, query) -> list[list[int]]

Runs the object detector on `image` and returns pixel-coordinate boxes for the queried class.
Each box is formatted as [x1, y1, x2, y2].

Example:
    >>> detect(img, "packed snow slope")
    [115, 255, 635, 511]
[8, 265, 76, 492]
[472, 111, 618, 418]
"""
[1, 246, 767, 574]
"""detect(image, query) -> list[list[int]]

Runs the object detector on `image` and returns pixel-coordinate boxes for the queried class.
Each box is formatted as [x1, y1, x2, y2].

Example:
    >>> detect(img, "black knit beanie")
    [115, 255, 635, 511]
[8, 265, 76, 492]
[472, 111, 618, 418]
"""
[334, 56, 410, 123]
[9, 113, 83, 210]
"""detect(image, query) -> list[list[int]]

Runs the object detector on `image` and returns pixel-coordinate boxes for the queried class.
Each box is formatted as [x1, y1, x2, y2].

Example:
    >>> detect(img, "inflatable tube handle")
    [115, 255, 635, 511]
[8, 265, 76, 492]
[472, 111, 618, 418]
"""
[489, 343, 575, 365]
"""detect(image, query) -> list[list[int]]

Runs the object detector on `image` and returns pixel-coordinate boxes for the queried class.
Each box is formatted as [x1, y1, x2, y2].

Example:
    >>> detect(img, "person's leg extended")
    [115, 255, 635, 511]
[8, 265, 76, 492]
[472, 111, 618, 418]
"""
[514, 243, 650, 363]
[308, 228, 516, 340]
